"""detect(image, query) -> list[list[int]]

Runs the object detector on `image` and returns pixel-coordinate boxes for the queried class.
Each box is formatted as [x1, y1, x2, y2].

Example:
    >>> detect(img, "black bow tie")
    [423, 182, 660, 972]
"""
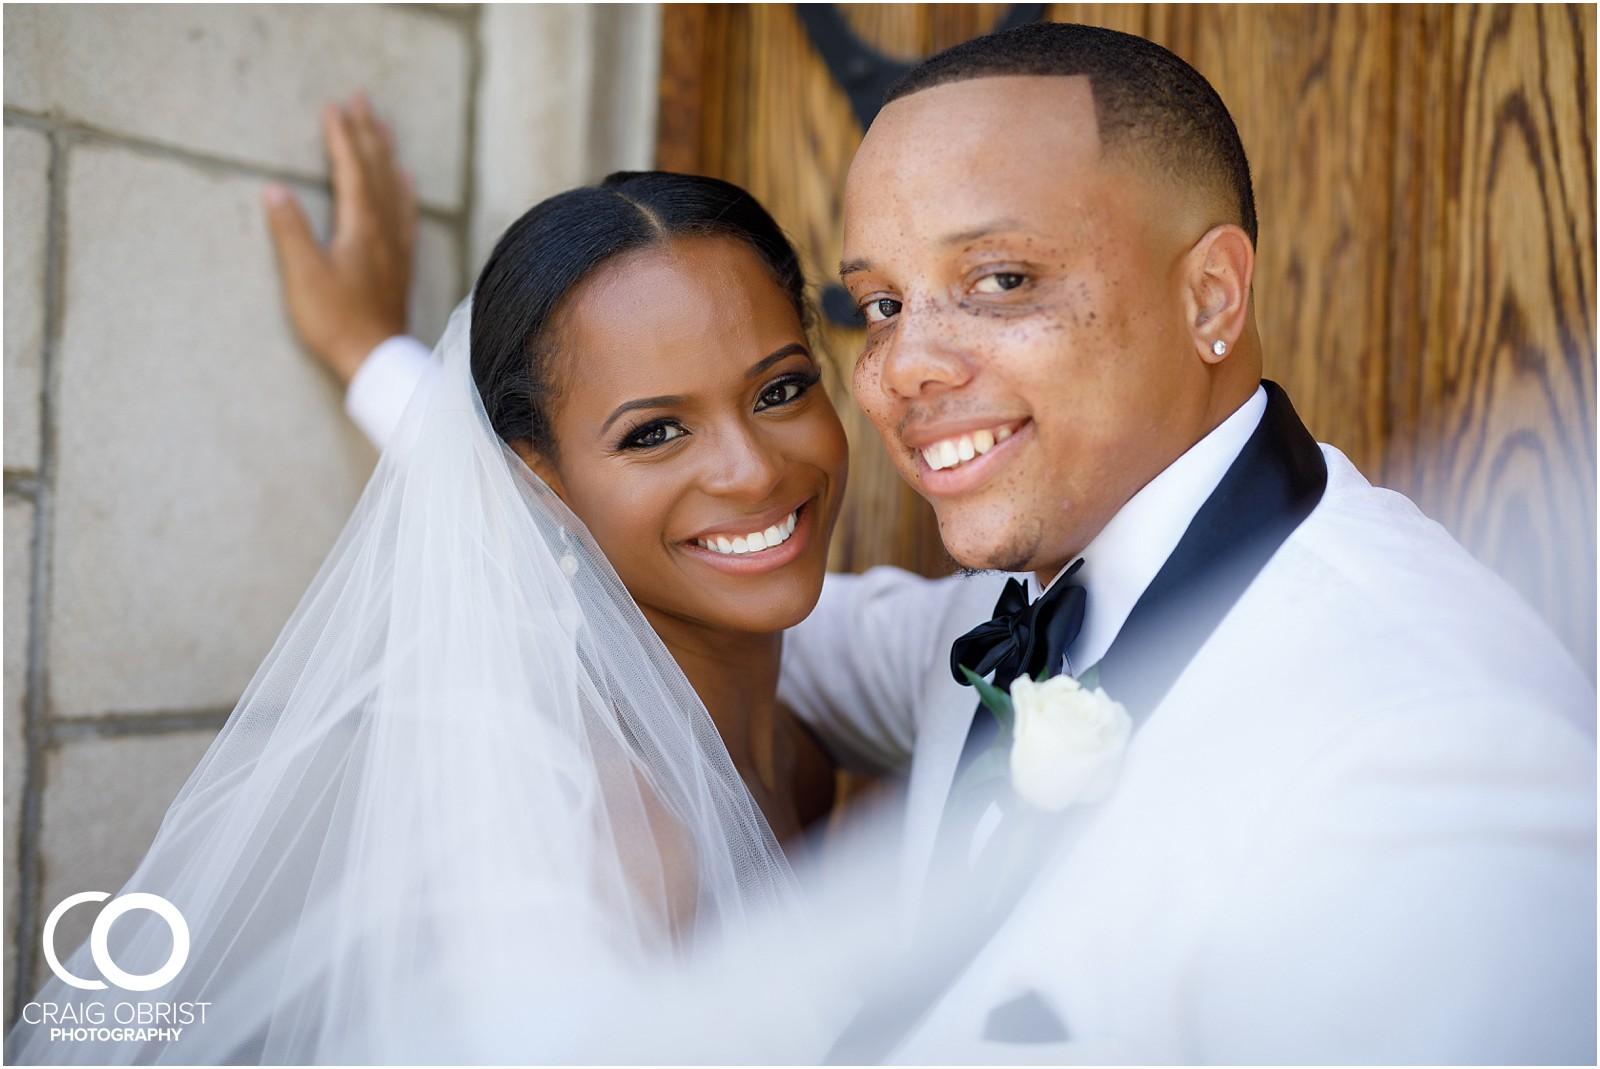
[949, 559, 1087, 692]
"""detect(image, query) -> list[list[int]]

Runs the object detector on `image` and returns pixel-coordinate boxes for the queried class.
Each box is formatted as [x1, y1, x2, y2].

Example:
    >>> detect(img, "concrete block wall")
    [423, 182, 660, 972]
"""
[3, 3, 659, 1022]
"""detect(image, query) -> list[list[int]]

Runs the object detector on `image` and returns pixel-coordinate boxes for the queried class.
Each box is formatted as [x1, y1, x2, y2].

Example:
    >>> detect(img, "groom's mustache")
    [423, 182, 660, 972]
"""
[893, 398, 1016, 438]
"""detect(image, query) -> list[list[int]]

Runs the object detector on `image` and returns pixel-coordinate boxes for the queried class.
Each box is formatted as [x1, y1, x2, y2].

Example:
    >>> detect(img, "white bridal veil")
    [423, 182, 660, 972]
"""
[8, 301, 814, 1064]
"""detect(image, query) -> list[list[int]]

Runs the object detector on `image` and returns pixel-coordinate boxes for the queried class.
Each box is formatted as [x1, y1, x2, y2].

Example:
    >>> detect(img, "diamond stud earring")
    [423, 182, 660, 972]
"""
[1212, 339, 1228, 356]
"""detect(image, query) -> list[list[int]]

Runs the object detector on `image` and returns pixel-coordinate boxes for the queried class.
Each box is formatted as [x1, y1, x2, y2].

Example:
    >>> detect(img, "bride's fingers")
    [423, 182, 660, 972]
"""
[262, 183, 324, 279]
[347, 92, 400, 220]
[323, 102, 369, 236]
[375, 118, 408, 221]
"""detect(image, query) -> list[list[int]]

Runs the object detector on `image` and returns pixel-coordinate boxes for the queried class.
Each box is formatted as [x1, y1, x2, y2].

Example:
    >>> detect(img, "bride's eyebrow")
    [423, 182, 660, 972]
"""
[600, 344, 812, 433]
[746, 343, 810, 378]
[601, 393, 686, 434]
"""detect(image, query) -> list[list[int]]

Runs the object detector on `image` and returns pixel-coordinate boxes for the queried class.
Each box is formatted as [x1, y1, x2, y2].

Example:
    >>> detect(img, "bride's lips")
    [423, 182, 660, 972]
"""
[913, 418, 1032, 496]
[681, 500, 815, 576]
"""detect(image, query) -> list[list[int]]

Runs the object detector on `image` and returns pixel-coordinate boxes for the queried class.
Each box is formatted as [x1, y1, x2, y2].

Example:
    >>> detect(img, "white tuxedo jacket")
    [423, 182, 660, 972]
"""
[779, 446, 1595, 1064]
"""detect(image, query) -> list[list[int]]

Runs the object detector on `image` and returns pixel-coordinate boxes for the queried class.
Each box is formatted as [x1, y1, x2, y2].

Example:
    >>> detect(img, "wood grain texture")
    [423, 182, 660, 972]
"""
[1388, 4, 1595, 675]
[1192, 5, 1398, 480]
[657, 3, 1596, 674]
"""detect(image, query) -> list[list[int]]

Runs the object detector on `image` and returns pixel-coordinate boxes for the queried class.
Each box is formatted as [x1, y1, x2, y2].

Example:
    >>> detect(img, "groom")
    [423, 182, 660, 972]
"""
[266, 23, 1595, 1064]
[778, 22, 1595, 1064]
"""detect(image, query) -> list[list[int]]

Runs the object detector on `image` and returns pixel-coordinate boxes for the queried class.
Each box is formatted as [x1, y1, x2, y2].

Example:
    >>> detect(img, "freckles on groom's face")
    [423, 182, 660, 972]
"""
[839, 74, 1214, 582]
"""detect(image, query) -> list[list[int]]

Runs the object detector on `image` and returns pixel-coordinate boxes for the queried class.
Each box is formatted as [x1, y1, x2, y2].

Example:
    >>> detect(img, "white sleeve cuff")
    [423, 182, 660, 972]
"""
[345, 335, 435, 451]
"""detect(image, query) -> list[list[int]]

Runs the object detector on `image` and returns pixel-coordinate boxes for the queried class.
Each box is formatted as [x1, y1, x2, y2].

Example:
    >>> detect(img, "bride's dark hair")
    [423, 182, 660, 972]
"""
[471, 171, 810, 458]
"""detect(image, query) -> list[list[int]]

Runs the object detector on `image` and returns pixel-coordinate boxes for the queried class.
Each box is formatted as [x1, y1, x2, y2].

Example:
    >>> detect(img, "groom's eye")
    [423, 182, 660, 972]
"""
[973, 272, 1025, 294]
[862, 297, 902, 323]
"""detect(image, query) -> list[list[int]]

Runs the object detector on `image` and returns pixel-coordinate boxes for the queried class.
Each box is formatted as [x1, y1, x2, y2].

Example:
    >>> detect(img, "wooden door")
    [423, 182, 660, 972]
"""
[658, 3, 1596, 677]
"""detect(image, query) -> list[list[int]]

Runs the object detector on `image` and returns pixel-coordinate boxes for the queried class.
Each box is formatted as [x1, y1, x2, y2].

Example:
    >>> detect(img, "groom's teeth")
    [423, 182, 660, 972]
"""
[696, 511, 800, 556]
[921, 425, 1015, 471]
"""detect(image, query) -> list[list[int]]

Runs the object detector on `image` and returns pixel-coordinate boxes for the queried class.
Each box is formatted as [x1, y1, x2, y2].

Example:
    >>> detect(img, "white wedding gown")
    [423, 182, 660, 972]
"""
[5, 301, 861, 1064]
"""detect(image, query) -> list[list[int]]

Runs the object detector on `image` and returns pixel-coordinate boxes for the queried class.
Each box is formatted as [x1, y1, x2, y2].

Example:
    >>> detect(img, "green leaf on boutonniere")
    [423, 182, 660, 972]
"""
[959, 664, 1014, 736]
[1076, 663, 1101, 690]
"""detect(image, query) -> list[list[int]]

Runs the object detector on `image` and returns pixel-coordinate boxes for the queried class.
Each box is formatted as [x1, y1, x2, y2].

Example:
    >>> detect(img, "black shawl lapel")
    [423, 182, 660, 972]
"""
[1095, 381, 1327, 721]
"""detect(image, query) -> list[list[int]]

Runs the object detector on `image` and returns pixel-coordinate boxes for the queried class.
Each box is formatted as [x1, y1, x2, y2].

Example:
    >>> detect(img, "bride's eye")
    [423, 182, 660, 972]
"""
[973, 272, 1026, 294]
[755, 371, 821, 412]
[861, 297, 902, 324]
[619, 420, 686, 451]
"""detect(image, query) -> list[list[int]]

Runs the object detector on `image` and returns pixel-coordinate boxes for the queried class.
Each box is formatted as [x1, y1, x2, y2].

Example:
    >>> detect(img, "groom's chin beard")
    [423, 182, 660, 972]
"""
[941, 515, 1046, 577]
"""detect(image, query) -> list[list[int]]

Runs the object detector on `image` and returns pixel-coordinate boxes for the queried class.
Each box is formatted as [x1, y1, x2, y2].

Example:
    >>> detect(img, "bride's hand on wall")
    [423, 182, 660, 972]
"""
[262, 93, 417, 386]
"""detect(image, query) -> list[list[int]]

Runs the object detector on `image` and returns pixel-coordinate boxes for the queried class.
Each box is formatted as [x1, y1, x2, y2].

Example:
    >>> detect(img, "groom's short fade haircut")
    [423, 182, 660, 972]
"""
[884, 21, 1258, 245]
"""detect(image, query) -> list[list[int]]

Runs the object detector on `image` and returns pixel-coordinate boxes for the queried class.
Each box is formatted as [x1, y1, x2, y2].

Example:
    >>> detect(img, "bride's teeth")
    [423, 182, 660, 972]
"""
[697, 510, 800, 556]
[973, 429, 995, 455]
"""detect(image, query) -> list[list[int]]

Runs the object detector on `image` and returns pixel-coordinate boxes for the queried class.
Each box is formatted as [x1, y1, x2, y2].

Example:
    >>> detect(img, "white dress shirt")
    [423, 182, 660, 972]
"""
[345, 335, 434, 451]
[1031, 386, 1266, 676]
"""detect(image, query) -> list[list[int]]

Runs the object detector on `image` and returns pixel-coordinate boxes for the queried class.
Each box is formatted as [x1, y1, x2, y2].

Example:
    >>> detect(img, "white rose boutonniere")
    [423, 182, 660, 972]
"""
[1007, 674, 1131, 810]
[959, 666, 1132, 811]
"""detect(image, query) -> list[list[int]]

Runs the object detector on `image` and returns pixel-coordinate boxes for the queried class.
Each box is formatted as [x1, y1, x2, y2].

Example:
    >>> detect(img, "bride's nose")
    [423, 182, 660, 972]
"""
[701, 421, 785, 501]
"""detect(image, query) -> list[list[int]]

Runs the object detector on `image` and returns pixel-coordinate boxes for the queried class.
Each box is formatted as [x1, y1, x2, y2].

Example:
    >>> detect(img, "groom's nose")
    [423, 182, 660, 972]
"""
[877, 306, 974, 402]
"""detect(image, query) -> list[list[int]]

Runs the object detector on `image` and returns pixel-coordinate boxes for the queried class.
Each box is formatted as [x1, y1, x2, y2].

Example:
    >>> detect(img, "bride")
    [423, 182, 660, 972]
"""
[8, 170, 853, 1063]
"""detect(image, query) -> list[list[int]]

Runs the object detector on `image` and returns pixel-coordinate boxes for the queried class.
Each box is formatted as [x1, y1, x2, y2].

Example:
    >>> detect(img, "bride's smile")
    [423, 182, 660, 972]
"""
[684, 500, 814, 574]
[524, 233, 848, 640]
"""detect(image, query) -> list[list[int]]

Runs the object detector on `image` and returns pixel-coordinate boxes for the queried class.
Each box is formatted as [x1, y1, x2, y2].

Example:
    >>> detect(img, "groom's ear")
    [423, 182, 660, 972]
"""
[512, 440, 570, 503]
[1181, 224, 1255, 365]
